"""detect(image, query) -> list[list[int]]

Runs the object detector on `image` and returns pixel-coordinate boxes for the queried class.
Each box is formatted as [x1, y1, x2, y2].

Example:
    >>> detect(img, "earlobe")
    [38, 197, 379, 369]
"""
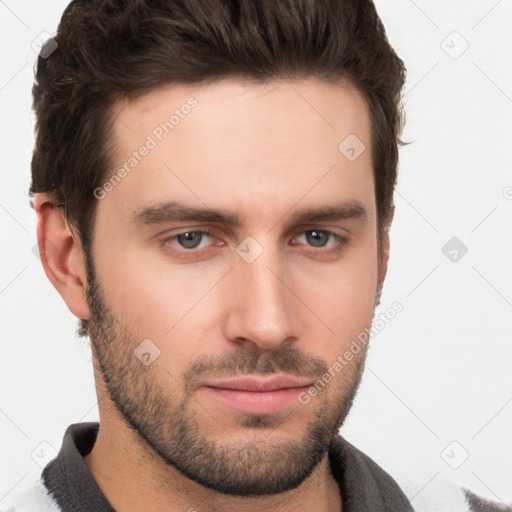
[33, 193, 90, 321]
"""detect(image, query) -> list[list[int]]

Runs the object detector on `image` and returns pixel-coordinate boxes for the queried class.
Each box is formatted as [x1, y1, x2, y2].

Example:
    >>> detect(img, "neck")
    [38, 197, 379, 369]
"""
[84, 399, 342, 512]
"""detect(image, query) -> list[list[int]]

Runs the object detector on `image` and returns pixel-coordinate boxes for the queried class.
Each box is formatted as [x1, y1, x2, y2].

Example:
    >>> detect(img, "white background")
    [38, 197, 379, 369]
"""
[1, 1, 511, 510]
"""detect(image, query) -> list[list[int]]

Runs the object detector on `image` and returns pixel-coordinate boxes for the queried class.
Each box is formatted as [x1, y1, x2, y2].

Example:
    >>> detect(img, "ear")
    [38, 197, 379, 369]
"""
[377, 204, 394, 288]
[33, 193, 90, 321]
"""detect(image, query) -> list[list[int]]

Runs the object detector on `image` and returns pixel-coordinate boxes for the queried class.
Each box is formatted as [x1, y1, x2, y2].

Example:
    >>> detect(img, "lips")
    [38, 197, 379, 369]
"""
[201, 375, 313, 392]
[198, 375, 313, 415]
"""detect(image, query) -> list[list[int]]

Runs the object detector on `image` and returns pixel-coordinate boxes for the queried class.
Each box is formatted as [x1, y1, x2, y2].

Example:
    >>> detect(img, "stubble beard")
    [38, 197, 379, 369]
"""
[85, 258, 370, 497]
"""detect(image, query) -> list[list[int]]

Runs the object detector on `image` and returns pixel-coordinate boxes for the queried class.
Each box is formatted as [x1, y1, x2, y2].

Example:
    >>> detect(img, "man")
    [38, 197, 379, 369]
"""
[5, 0, 496, 511]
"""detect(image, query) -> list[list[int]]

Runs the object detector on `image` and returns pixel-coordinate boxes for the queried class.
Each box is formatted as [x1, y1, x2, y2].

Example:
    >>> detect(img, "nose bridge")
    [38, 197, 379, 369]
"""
[224, 240, 297, 350]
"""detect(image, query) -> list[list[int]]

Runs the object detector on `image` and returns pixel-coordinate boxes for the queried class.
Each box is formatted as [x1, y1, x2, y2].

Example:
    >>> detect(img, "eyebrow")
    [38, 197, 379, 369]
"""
[132, 199, 368, 228]
[133, 202, 240, 226]
[288, 200, 368, 225]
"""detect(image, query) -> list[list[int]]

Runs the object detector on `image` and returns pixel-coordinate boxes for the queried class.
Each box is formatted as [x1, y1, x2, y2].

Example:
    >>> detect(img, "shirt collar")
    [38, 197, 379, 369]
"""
[42, 422, 412, 512]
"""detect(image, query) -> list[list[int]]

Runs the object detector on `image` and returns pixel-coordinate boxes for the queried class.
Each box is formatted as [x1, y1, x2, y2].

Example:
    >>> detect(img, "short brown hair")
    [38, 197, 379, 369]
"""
[31, 0, 406, 333]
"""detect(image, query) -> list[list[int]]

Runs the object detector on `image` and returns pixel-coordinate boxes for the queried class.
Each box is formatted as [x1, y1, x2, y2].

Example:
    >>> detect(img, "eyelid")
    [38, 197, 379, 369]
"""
[161, 228, 215, 246]
[291, 229, 347, 247]
[159, 227, 348, 254]
[292, 224, 351, 237]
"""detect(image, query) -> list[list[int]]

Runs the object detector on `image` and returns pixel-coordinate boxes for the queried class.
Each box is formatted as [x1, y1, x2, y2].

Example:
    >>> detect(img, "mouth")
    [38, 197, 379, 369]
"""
[198, 375, 313, 415]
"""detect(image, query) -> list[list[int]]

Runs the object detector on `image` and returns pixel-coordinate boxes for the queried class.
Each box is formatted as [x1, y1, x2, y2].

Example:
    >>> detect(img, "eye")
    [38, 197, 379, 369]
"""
[164, 230, 214, 250]
[295, 229, 345, 249]
[304, 230, 330, 248]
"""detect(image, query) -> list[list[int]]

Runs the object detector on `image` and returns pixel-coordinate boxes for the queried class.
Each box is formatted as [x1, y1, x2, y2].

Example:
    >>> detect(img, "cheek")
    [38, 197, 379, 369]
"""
[289, 246, 379, 359]
[93, 241, 229, 362]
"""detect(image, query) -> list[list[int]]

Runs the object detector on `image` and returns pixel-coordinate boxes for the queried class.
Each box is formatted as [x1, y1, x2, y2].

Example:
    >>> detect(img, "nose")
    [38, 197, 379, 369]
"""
[222, 246, 299, 353]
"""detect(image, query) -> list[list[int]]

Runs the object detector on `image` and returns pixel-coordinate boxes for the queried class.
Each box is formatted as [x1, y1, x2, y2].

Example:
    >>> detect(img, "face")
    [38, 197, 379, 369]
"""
[86, 78, 384, 496]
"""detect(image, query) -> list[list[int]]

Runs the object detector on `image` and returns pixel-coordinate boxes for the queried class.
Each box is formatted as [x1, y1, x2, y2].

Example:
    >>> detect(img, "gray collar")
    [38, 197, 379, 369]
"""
[42, 422, 413, 512]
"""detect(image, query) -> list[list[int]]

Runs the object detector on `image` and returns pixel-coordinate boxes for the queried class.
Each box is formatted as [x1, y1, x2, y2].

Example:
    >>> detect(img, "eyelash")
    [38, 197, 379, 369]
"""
[160, 229, 347, 255]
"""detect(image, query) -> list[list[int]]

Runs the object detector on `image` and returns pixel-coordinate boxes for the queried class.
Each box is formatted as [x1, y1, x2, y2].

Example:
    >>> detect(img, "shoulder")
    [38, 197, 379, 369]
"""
[0, 480, 60, 512]
[362, 461, 512, 512]
[329, 436, 512, 511]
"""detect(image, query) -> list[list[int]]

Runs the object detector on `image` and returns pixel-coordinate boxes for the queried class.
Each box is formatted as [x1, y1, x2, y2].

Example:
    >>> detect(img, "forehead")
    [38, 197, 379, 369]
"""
[112, 77, 371, 155]
[103, 78, 375, 223]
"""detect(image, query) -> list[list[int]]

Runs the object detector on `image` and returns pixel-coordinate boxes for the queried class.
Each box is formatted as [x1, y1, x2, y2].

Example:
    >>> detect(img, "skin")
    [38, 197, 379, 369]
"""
[34, 78, 392, 512]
